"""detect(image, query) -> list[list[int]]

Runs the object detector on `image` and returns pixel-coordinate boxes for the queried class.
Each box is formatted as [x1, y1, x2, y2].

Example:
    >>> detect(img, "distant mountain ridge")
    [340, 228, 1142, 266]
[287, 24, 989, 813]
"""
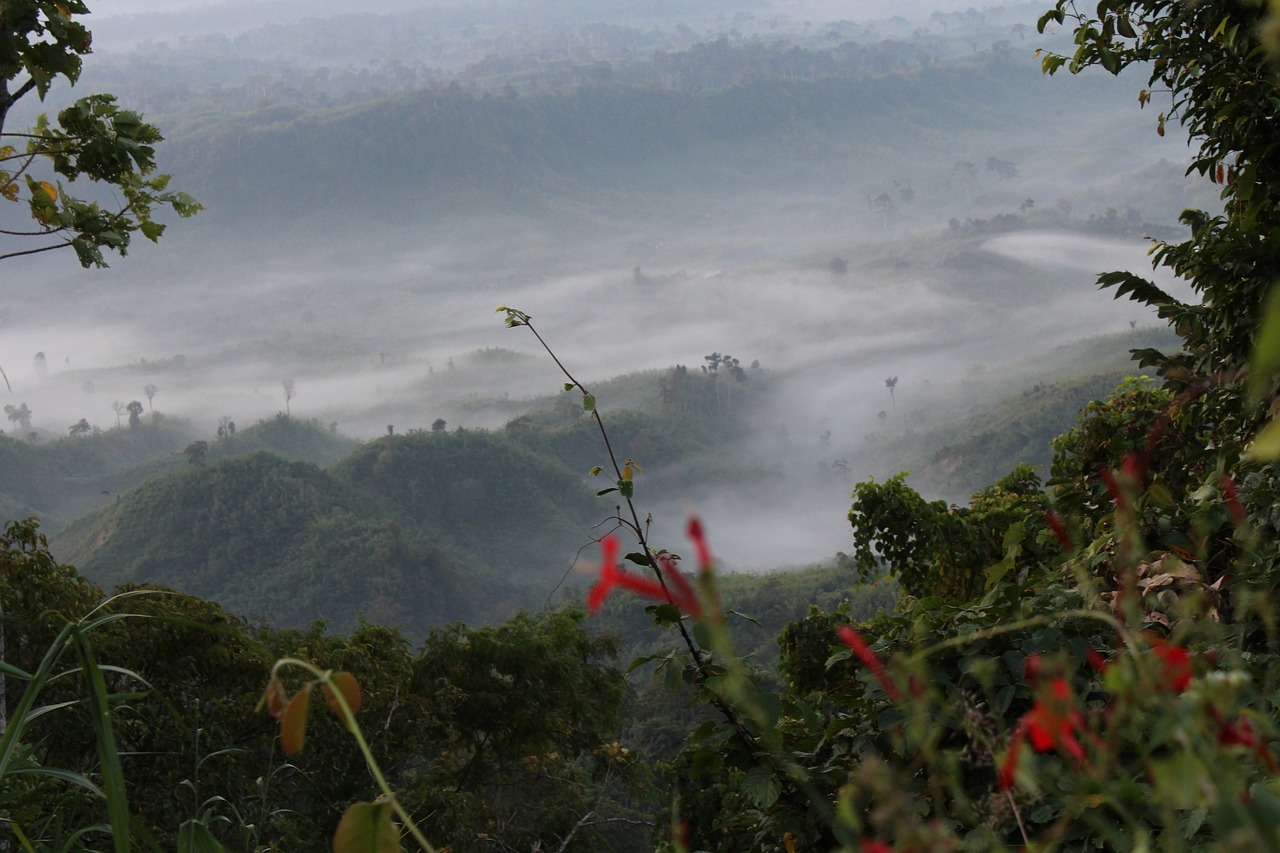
[171, 58, 1134, 225]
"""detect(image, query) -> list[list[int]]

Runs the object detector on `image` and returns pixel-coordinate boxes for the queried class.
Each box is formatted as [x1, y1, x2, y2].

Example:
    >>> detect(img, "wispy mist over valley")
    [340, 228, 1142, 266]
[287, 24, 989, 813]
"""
[2, 0, 1212, 587]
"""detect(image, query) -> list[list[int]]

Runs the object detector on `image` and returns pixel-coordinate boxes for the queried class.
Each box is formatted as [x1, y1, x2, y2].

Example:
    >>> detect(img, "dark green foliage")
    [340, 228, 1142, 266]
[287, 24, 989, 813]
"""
[849, 464, 1053, 602]
[333, 428, 597, 596]
[405, 610, 638, 851]
[505, 365, 766, 494]
[207, 413, 357, 468]
[3, 520, 642, 851]
[63, 452, 481, 636]
[0, 418, 192, 531]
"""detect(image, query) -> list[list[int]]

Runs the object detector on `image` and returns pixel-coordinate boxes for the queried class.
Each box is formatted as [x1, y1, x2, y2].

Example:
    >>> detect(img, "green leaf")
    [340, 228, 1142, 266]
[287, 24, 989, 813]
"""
[71, 629, 131, 853]
[0, 659, 34, 680]
[626, 653, 668, 674]
[178, 820, 228, 853]
[1248, 283, 1280, 405]
[333, 801, 400, 853]
[582, 393, 596, 412]
[741, 765, 782, 809]
[664, 656, 684, 690]
[754, 691, 783, 729]
[10, 765, 105, 798]
[1245, 418, 1280, 461]
[649, 603, 682, 625]
[985, 556, 1015, 589]
[139, 219, 164, 241]
[1145, 482, 1176, 509]
[624, 551, 654, 567]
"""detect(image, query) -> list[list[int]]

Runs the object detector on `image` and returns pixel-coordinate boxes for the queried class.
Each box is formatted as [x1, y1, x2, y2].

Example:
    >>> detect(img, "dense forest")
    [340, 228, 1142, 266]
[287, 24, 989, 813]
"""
[4, 0, 1280, 850]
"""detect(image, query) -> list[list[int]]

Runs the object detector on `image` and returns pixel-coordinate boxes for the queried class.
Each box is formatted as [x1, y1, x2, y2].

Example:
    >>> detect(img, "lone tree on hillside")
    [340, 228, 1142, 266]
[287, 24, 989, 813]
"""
[0, 1, 200, 266]
[111, 400, 124, 427]
[143, 383, 158, 412]
[282, 378, 296, 416]
[4, 403, 31, 431]
[885, 376, 898, 411]
[125, 400, 143, 428]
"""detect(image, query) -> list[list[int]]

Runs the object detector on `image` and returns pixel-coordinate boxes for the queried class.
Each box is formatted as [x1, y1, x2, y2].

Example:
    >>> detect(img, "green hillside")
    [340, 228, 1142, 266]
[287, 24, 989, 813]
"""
[56, 425, 610, 637]
[0, 420, 193, 532]
[868, 327, 1180, 499]
[57, 452, 482, 635]
[333, 427, 606, 585]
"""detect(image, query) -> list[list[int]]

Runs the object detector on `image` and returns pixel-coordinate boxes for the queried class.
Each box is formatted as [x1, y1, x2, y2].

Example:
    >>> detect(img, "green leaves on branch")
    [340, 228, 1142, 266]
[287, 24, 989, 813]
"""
[2, 1, 201, 266]
[494, 305, 530, 327]
[0, 1, 94, 99]
[1, 95, 201, 266]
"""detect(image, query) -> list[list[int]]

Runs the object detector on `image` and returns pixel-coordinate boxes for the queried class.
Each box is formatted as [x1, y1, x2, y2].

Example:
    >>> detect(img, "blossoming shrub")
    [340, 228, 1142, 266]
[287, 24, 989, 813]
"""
[582, 507, 1280, 852]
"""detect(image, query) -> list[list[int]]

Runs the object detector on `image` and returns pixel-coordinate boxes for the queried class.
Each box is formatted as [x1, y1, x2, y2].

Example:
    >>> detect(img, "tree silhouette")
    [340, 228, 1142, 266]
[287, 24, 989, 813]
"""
[283, 378, 296, 416]
[126, 400, 143, 428]
[144, 383, 158, 413]
[111, 400, 125, 428]
[183, 441, 208, 467]
[68, 418, 90, 437]
[885, 376, 898, 411]
[4, 403, 32, 431]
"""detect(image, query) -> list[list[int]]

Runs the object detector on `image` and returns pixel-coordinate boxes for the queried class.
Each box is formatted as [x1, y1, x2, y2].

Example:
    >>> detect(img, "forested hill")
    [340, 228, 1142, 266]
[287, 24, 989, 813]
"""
[170, 57, 1132, 223]
[54, 428, 604, 637]
[0, 414, 356, 533]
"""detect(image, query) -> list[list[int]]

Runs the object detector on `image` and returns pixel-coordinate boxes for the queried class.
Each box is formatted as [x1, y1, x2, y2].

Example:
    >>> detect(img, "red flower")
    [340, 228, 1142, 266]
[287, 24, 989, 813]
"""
[999, 676, 1090, 789]
[858, 840, 895, 853]
[1045, 508, 1073, 552]
[1121, 450, 1146, 481]
[1027, 677, 1087, 759]
[1221, 474, 1246, 526]
[1212, 706, 1278, 771]
[687, 516, 713, 571]
[1085, 648, 1109, 674]
[1099, 465, 1126, 510]
[1151, 642, 1192, 693]
[838, 625, 902, 702]
[586, 533, 702, 618]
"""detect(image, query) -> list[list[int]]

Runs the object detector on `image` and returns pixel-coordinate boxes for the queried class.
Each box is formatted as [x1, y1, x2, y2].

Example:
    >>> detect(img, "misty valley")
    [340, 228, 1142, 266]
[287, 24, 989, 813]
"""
[1, 0, 1274, 850]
